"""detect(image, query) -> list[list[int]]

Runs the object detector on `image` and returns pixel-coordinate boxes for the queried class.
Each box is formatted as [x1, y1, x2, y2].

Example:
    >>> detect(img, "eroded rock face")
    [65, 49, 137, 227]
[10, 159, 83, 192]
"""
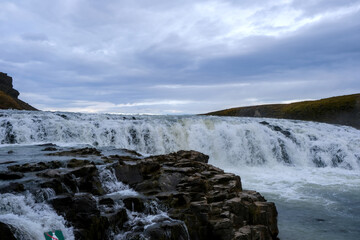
[0, 72, 37, 110]
[2, 148, 278, 240]
[108, 150, 279, 240]
[0, 72, 19, 99]
[0, 222, 17, 240]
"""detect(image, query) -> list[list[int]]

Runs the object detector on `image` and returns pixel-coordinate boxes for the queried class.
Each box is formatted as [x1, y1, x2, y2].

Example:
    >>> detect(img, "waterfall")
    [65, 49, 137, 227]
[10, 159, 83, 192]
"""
[1, 110, 359, 170]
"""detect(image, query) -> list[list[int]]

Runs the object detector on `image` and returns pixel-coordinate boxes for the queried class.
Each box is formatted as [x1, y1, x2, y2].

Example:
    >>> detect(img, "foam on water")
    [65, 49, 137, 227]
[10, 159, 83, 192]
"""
[97, 166, 189, 240]
[1, 110, 359, 171]
[0, 192, 74, 240]
[1, 110, 360, 239]
[97, 166, 138, 197]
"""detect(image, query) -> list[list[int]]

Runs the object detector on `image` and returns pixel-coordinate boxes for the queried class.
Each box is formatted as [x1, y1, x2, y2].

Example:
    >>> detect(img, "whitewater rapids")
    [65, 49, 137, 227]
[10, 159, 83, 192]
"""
[1, 110, 360, 239]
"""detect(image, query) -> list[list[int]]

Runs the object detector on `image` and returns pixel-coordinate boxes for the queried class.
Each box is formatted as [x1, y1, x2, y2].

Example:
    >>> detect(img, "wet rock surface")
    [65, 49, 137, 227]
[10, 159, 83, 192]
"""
[1, 147, 278, 240]
[0, 222, 17, 240]
[110, 150, 278, 240]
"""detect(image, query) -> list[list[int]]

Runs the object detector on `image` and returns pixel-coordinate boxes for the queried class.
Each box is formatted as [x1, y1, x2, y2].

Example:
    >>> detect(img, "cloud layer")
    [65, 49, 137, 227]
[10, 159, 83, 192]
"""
[1, 0, 360, 114]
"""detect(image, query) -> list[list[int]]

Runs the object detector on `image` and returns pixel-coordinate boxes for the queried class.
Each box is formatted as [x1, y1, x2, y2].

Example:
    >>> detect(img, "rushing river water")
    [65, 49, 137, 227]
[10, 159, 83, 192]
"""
[1, 110, 360, 239]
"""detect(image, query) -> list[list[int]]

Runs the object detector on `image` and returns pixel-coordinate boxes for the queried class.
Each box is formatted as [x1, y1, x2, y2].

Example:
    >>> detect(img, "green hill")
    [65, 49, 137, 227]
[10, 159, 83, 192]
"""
[204, 94, 360, 129]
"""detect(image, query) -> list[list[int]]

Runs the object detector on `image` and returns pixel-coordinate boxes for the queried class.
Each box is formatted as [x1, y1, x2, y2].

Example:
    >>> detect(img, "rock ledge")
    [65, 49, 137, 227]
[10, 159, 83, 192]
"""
[1, 148, 278, 240]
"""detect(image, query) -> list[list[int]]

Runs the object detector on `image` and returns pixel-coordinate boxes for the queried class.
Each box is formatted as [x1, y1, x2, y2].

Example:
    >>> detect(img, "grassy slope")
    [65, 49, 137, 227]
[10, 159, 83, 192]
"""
[205, 94, 360, 129]
[0, 90, 37, 110]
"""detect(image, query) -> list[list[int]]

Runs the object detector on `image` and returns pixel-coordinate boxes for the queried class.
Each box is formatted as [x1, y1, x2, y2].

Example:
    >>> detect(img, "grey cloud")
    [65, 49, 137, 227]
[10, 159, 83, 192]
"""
[291, 0, 360, 16]
[1, 0, 359, 114]
[21, 33, 49, 42]
[195, 11, 360, 82]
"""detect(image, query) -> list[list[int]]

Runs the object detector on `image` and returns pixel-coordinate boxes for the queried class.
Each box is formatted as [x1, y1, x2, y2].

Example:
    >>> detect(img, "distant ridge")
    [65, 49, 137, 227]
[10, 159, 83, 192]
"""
[0, 72, 37, 110]
[204, 94, 360, 129]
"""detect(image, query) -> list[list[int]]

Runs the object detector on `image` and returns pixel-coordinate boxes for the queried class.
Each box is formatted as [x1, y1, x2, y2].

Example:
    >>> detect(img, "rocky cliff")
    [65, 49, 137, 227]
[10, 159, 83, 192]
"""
[0, 72, 37, 110]
[0, 147, 278, 240]
[205, 94, 360, 129]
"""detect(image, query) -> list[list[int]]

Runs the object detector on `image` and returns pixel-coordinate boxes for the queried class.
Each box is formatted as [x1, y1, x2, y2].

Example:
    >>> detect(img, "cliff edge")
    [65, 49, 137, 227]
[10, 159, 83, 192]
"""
[0, 72, 37, 110]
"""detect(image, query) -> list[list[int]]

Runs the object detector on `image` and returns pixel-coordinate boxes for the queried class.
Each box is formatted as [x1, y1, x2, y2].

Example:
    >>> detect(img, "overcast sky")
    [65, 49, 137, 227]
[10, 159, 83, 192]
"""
[1, 0, 360, 114]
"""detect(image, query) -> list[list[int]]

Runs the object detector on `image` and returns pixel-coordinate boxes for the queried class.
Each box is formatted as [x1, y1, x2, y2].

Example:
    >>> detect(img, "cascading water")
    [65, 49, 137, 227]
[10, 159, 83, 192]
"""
[97, 167, 190, 240]
[1, 110, 360, 239]
[1, 110, 359, 169]
[0, 192, 75, 240]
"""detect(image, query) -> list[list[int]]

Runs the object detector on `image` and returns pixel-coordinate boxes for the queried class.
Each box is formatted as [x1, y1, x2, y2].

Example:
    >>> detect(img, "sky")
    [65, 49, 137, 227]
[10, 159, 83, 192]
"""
[1, 0, 360, 114]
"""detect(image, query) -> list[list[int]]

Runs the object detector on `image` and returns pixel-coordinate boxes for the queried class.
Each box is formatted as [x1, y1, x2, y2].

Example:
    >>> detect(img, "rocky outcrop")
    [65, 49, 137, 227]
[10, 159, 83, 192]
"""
[0, 72, 37, 110]
[0, 72, 19, 99]
[1, 148, 278, 240]
[0, 222, 17, 240]
[108, 150, 278, 240]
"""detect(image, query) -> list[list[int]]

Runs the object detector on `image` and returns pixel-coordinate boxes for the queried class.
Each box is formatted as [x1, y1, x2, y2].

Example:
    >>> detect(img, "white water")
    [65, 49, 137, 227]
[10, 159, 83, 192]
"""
[1, 110, 360, 239]
[97, 166, 189, 240]
[0, 192, 75, 240]
[1, 110, 359, 169]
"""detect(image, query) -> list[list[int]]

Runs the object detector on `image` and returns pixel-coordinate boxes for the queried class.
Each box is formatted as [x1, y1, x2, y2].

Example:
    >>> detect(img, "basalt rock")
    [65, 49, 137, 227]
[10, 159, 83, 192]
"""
[2, 148, 278, 240]
[0, 171, 24, 180]
[50, 194, 109, 240]
[8, 161, 62, 172]
[0, 222, 17, 240]
[47, 147, 102, 156]
[112, 150, 279, 240]
[0, 182, 25, 193]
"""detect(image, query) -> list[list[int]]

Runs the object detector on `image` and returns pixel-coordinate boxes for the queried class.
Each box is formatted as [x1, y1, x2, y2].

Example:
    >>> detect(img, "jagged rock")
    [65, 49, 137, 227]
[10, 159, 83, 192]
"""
[123, 196, 146, 212]
[0, 171, 24, 180]
[70, 165, 104, 195]
[0, 222, 17, 240]
[38, 143, 57, 147]
[0, 72, 37, 110]
[0, 182, 25, 193]
[99, 197, 115, 207]
[41, 147, 58, 151]
[37, 169, 62, 178]
[104, 208, 128, 231]
[67, 159, 91, 168]
[0, 72, 19, 98]
[8, 161, 62, 172]
[143, 221, 189, 240]
[41, 164, 104, 195]
[102, 154, 141, 163]
[119, 148, 143, 157]
[50, 194, 109, 240]
[111, 150, 278, 240]
[47, 147, 102, 156]
[0, 148, 278, 240]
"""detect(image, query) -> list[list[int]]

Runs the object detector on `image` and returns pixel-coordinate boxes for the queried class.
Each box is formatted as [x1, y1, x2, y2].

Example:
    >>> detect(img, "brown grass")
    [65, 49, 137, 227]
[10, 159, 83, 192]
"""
[0, 91, 22, 109]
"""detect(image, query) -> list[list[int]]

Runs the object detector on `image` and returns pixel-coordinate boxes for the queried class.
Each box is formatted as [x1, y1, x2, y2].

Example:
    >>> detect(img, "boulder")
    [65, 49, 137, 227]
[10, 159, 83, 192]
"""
[143, 221, 189, 240]
[0, 171, 24, 180]
[50, 194, 109, 240]
[0, 222, 17, 240]
[0, 182, 25, 193]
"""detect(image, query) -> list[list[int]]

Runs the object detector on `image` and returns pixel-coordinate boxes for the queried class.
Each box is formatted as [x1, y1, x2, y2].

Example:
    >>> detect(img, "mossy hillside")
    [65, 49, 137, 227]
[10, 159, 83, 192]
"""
[205, 94, 360, 129]
[282, 94, 359, 121]
[0, 90, 22, 109]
